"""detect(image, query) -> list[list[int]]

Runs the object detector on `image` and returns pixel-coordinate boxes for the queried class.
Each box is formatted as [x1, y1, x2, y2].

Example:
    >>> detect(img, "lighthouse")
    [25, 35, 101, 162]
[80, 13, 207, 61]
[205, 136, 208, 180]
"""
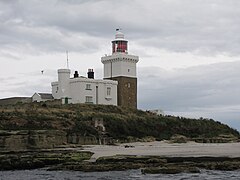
[101, 29, 139, 108]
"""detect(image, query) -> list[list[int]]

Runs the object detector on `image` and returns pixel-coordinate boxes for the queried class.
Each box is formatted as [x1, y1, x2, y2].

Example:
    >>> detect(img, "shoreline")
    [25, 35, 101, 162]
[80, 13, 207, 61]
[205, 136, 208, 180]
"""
[76, 141, 240, 173]
[82, 141, 240, 162]
[1, 142, 240, 173]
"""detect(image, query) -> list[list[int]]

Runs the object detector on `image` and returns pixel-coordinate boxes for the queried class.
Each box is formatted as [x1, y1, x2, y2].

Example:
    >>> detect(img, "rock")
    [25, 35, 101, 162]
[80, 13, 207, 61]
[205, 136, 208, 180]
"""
[124, 145, 135, 148]
[170, 134, 188, 143]
[0, 130, 67, 151]
[0, 150, 93, 170]
[142, 167, 183, 174]
[0, 158, 12, 170]
[146, 158, 167, 164]
[214, 162, 240, 171]
[185, 167, 200, 173]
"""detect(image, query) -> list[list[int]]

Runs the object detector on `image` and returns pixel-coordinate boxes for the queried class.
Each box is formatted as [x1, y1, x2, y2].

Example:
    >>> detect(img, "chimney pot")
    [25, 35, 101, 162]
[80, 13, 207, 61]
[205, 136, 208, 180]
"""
[87, 69, 94, 79]
[74, 71, 79, 78]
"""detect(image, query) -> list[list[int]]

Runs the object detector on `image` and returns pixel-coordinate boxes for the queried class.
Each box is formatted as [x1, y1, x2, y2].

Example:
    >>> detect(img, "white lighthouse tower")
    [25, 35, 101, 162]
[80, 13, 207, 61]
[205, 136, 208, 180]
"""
[101, 29, 139, 108]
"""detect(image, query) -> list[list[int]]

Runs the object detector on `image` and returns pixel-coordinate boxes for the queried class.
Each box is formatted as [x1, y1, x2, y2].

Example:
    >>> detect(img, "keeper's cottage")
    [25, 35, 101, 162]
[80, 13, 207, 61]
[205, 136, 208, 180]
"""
[51, 30, 139, 108]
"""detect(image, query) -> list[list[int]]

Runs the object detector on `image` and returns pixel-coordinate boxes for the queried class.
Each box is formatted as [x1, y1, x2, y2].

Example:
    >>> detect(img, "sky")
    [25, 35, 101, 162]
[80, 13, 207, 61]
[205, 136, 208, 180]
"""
[0, 0, 240, 131]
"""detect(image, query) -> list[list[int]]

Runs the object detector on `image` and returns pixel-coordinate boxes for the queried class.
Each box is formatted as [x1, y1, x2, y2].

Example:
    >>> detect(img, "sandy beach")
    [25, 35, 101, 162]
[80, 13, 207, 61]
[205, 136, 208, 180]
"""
[82, 141, 240, 161]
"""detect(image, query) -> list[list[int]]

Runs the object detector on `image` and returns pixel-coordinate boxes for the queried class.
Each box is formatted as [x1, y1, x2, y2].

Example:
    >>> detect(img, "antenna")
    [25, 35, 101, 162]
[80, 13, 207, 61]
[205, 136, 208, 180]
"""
[66, 50, 69, 69]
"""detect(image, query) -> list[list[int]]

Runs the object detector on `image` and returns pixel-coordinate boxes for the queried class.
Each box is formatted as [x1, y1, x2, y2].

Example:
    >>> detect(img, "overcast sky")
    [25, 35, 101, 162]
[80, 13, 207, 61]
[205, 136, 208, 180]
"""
[0, 0, 240, 131]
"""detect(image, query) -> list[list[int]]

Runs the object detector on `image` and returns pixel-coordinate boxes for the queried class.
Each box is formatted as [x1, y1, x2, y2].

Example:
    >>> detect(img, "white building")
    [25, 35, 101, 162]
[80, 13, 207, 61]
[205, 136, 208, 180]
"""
[50, 29, 138, 107]
[32, 93, 53, 102]
[51, 69, 118, 105]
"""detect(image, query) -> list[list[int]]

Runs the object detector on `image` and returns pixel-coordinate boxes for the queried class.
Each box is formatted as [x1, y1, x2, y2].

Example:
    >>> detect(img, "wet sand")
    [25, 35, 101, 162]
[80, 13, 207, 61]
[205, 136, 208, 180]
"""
[82, 141, 240, 161]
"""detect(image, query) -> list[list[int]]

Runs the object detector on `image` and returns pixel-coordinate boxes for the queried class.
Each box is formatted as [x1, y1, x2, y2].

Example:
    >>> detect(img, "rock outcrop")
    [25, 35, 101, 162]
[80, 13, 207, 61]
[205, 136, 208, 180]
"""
[0, 130, 67, 151]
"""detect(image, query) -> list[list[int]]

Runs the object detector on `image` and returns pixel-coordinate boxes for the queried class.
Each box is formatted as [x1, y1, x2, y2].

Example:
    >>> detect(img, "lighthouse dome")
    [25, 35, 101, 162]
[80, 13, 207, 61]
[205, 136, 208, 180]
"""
[115, 30, 125, 40]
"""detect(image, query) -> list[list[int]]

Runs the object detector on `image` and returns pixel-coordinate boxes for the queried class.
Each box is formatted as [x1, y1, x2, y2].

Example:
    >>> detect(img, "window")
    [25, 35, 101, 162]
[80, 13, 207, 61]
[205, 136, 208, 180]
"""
[128, 69, 130, 72]
[107, 87, 111, 96]
[85, 96, 93, 103]
[86, 84, 91, 90]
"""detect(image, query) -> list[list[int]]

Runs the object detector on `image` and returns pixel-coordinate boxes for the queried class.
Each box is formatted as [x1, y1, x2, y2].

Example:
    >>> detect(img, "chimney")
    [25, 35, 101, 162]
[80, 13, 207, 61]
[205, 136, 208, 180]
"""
[87, 69, 94, 79]
[74, 71, 79, 78]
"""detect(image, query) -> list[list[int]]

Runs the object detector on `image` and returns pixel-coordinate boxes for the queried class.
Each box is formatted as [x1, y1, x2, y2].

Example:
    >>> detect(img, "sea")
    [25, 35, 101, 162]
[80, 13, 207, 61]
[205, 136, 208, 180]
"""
[0, 169, 240, 180]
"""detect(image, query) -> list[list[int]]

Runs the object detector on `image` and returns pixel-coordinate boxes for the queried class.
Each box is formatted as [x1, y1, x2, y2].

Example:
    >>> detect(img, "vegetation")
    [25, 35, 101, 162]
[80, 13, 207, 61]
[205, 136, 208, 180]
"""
[0, 101, 239, 141]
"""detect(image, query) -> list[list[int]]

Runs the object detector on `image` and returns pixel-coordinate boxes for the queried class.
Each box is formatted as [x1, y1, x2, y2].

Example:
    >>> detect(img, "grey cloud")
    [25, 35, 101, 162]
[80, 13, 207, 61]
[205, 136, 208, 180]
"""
[0, 51, 21, 60]
[0, 69, 56, 97]
[1, 0, 240, 55]
[0, 1, 110, 54]
[138, 61, 240, 111]
[3, 78, 53, 97]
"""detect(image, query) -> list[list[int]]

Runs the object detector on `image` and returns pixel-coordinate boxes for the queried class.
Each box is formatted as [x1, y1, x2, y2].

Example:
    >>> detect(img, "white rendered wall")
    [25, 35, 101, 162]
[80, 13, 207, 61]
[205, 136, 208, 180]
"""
[69, 80, 94, 104]
[52, 82, 60, 99]
[32, 93, 42, 102]
[104, 63, 112, 78]
[97, 82, 117, 105]
[101, 53, 139, 78]
[58, 69, 71, 98]
[69, 78, 117, 105]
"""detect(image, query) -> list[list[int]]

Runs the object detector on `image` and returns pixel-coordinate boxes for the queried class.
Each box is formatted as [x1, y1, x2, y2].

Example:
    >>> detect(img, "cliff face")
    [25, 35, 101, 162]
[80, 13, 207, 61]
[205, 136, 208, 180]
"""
[0, 130, 106, 151]
[0, 130, 67, 151]
[0, 101, 239, 151]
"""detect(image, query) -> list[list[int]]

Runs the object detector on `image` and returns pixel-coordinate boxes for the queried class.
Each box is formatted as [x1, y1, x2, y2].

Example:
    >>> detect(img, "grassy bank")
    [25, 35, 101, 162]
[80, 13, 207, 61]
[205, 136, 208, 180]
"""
[0, 101, 239, 141]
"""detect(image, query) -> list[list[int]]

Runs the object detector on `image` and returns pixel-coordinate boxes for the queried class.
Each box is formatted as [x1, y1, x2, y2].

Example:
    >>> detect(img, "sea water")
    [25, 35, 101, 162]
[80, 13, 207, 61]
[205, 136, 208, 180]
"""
[0, 169, 240, 180]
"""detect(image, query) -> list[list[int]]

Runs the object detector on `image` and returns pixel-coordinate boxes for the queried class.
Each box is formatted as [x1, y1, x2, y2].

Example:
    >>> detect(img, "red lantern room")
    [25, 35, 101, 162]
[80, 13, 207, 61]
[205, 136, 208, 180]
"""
[112, 29, 128, 54]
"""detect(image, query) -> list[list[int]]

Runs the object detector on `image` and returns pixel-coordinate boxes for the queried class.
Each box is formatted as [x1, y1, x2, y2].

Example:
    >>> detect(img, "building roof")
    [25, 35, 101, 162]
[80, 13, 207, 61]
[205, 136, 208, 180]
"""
[37, 93, 53, 99]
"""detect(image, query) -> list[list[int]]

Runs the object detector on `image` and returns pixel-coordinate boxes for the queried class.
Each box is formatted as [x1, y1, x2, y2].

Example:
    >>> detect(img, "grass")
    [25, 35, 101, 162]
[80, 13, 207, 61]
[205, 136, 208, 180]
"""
[0, 101, 239, 141]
